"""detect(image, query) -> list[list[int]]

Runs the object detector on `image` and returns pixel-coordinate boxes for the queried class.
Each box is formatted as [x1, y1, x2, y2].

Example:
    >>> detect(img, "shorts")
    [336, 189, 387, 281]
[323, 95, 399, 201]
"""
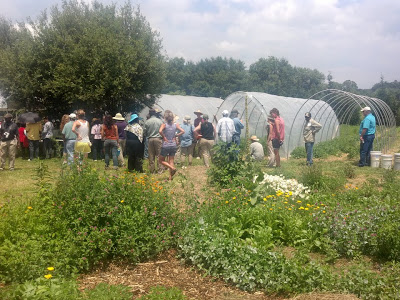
[160, 146, 177, 157]
[75, 141, 91, 153]
[272, 139, 282, 149]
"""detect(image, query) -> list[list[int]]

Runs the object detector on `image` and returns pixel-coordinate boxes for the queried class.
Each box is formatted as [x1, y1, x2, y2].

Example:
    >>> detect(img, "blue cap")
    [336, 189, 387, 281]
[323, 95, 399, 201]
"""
[128, 114, 139, 123]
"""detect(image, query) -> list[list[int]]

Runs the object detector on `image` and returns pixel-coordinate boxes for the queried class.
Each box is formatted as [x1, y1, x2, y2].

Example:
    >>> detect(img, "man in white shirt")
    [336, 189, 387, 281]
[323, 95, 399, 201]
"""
[217, 110, 236, 144]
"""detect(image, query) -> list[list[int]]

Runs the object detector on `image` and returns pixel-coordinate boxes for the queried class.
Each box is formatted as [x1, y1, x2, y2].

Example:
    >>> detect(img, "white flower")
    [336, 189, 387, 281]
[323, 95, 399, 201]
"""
[255, 173, 310, 200]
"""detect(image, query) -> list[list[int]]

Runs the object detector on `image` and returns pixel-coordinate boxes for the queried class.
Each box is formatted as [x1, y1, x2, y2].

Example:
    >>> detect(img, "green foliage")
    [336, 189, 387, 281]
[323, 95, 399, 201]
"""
[0, 2, 165, 115]
[299, 165, 345, 191]
[291, 125, 359, 159]
[0, 164, 179, 283]
[0, 279, 132, 300]
[207, 142, 262, 188]
[343, 163, 356, 179]
[137, 286, 188, 300]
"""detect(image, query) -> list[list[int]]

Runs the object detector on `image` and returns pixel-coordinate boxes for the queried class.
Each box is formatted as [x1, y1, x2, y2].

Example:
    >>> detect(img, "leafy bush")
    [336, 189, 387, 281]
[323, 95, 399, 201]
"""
[138, 286, 188, 300]
[0, 164, 179, 283]
[0, 279, 132, 300]
[207, 142, 262, 188]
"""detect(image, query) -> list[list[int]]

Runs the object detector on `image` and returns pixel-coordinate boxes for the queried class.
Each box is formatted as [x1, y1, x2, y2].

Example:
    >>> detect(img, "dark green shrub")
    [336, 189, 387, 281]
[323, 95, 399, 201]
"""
[0, 164, 179, 283]
[207, 142, 262, 188]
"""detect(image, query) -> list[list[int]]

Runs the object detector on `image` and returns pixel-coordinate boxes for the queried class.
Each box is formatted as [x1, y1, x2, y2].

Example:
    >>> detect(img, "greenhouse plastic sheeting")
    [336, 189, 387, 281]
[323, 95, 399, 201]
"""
[215, 92, 340, 157]
[139, 94, 223, 123]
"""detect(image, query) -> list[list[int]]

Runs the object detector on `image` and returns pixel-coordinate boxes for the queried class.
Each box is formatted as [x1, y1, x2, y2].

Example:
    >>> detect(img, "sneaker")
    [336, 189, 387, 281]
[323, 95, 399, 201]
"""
[28, 159, 31, 161]
[0, 168, 4, 171]
[9, 168, 14, 171]
[113, 166, 118, 170]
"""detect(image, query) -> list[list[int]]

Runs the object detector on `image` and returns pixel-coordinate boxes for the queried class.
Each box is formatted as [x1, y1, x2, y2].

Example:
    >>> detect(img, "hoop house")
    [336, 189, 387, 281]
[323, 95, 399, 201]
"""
[287, 89, 396, 155]
[215, 92, 340, 157]
[139, 94, 223, 122]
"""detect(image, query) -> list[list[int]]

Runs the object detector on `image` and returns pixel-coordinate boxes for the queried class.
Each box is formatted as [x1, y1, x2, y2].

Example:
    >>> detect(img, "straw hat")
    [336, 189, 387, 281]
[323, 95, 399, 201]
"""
[113, 113, 125, 121]
[194, 110, 203, 115]
[250, 135, 259, 142]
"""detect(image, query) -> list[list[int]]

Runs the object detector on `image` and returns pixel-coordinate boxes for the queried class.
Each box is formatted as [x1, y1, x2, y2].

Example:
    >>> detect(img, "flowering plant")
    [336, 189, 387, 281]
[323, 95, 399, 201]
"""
[254, 173, 310, 200]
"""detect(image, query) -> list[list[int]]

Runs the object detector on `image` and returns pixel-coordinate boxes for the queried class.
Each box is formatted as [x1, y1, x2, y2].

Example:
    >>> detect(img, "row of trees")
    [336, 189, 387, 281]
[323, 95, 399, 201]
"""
[0, 1, 164, 116]
[162, 56, 326, 99]
[0, 0, 399, 123]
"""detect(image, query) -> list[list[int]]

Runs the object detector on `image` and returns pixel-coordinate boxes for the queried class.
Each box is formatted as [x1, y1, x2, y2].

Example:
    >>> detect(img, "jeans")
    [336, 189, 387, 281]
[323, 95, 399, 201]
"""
[65, 139, 76, 165]
[28, 140, 39, 160]
[232, 134, 241, 147]
[104, 139, 118, 167]
[359, 134, 375, 166]
[305, 142, 314, 165]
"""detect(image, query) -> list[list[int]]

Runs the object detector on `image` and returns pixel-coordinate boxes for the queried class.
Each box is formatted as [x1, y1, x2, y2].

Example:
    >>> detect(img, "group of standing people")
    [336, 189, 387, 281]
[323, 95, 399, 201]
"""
[0, 104, 376, 172]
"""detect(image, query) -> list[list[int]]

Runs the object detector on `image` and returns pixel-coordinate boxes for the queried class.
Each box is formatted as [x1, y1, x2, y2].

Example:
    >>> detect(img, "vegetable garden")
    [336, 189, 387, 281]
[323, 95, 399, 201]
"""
[1, 126, 400, 299]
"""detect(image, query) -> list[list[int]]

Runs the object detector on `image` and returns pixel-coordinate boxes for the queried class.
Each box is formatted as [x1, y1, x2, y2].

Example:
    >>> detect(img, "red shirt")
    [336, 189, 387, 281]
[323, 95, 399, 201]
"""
[18, 127, 29, 147]
[194, 117, 204, 128]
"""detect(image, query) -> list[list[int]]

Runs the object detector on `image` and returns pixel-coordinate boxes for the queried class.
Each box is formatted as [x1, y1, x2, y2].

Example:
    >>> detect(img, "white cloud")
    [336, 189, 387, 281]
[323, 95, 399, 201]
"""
[2, 0, 400, 88]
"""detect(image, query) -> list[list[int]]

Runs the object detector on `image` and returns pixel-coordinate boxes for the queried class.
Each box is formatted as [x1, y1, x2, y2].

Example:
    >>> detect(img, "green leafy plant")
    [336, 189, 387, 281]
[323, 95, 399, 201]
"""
[137, 286, 188, 300]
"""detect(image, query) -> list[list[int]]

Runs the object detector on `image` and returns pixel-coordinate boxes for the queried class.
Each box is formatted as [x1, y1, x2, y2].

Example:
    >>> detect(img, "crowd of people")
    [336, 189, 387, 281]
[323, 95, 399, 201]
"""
[0, 105, 376, 173]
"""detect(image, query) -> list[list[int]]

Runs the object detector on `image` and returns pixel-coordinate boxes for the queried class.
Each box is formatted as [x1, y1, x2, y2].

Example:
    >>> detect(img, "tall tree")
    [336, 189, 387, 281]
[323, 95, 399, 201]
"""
[0, 0, 165, 115]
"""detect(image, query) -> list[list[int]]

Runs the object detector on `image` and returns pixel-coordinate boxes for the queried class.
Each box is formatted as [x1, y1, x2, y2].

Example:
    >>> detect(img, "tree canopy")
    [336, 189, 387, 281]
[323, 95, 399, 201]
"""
[0, 0, 165, 115]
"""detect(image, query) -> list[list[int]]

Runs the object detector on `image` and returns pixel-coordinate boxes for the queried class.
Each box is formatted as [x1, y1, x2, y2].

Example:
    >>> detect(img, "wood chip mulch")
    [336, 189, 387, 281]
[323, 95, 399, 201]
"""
[78, 249, 359, 300]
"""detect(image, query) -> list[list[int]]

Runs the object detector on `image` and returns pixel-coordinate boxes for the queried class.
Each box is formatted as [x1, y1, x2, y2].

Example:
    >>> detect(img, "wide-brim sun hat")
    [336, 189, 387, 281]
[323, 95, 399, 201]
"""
[184, 115, 191, 121]
[113, 113, 125, 121]
[128, 114, 139, 123]
[194, 109, 203, 115]
[250, 135, 259, 141]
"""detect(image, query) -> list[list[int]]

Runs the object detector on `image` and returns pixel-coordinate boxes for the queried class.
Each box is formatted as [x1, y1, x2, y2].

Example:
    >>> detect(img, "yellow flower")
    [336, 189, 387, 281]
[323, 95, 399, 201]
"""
[263, 198, 267, 201]
[47, 267, 54, 271]
[44, 274, 53, 279]
[284, 201, 288, 204]
[27, 206, 33, 210]
[120, 200, 124, 203]
[269, 208, 273, 211]
[299, 207, 305, 210]
[232, 197, 236, 200]
[323, 211, 326, 213]
[297, 200, 302, 203]
[305, 208, 309, 211]
[288, 208, 292, 211]
[225, 201, 229, 204]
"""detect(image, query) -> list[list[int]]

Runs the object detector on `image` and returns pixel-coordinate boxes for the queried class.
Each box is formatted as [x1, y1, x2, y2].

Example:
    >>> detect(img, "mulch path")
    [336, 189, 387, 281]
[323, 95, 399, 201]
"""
[78, 250, 359, 300]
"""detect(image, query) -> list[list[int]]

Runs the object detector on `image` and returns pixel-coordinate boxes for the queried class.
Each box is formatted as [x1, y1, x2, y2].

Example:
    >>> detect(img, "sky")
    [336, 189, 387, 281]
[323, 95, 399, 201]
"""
[1, 0, 399, 89]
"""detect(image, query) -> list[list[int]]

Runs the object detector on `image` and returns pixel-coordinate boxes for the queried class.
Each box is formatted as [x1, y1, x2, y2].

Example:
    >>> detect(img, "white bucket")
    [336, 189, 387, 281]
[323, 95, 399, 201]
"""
[370, 151, 381, 168]
[381, 154, 393, 170]
[394, 153, 400, 171]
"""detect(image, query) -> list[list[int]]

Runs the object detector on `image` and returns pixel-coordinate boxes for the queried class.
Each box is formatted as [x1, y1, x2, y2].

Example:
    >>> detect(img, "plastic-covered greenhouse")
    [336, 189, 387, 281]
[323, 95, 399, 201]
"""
[139, 90, 395, 158]
[215, 92, 340, 157]
[139, 94, 223, 122]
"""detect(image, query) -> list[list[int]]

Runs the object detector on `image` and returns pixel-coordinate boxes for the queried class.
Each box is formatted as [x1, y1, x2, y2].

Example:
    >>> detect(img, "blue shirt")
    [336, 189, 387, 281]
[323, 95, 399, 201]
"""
[180, 123, 194, 147]
[62, 121, 77, 140]
[359, 113, 376, 136]
[233, 118, 244, 136]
